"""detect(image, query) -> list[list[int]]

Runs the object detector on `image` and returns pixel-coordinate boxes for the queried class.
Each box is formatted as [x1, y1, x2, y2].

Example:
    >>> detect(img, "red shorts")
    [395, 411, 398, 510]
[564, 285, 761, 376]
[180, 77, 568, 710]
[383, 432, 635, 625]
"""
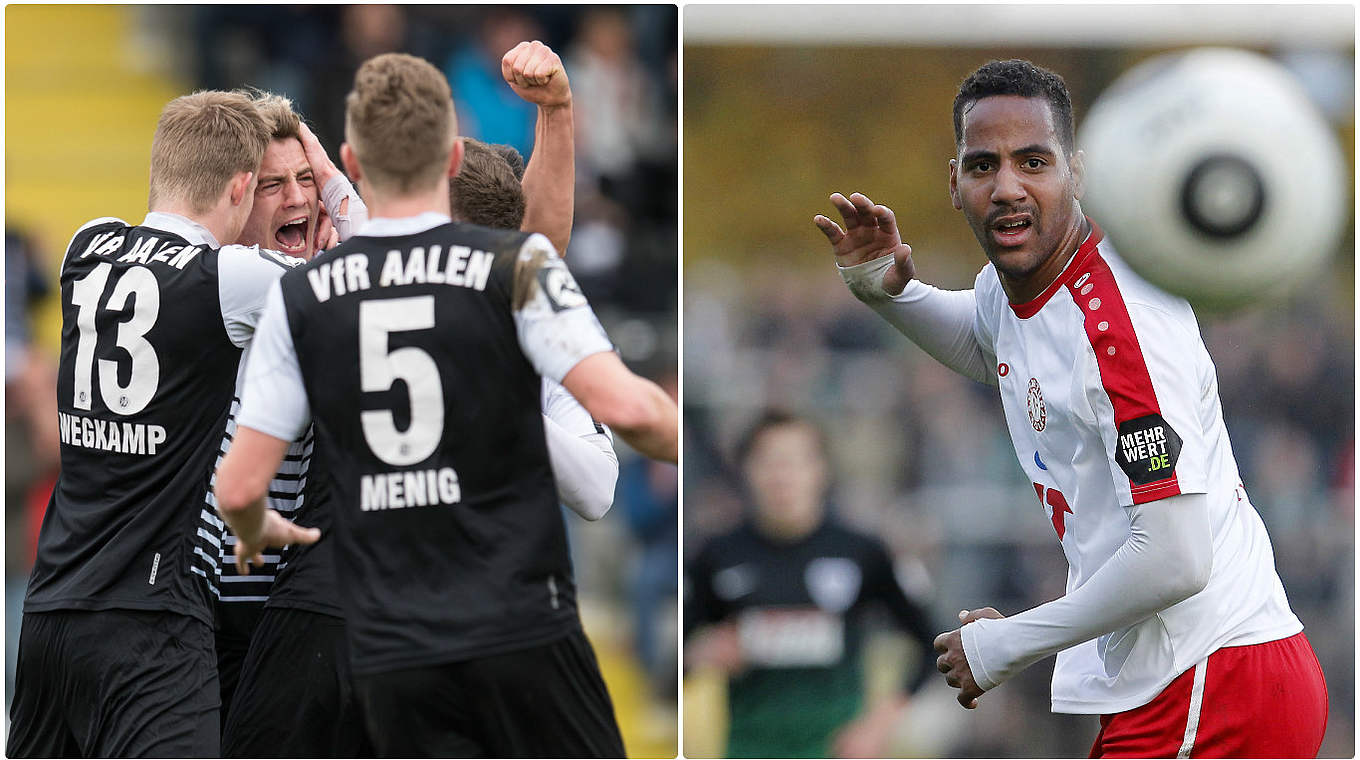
[1090, 632, 1327, 758]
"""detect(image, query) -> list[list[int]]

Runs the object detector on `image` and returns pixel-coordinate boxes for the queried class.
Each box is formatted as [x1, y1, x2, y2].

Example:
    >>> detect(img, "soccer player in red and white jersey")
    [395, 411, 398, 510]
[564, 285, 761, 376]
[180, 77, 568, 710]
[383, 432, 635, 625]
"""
[816, 59, 1327, 758]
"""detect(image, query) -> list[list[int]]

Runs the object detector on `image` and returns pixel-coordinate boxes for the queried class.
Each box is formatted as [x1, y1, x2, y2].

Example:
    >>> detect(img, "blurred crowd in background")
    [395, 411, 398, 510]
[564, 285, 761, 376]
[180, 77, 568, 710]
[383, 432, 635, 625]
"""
[187, 4, 677, 320]
[6, 5, 677, 755]
[683, 34, 1353, 758]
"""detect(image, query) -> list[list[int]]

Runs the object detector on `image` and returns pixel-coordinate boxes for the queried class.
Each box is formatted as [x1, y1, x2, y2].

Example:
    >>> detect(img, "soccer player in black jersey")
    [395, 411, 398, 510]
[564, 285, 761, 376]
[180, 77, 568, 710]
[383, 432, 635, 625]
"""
[214, 52, 676, 757]
[7, 90, 319, 758]
[686, 410, 937, 758]
[219, 42, 616, 757]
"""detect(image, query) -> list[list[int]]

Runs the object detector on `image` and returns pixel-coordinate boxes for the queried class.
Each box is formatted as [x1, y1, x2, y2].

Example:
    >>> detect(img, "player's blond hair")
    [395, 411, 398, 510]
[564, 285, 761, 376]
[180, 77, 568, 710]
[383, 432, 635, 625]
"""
[249, 90, 303, 143]
[148, 90, 271, 213]
[344, 53, 457, 195]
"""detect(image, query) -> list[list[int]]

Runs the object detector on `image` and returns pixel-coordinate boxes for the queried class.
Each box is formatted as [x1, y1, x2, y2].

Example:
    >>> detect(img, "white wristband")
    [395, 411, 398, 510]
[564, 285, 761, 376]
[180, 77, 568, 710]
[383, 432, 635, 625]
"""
[322, 175, 368, 241]
[837, 253, 898, 302]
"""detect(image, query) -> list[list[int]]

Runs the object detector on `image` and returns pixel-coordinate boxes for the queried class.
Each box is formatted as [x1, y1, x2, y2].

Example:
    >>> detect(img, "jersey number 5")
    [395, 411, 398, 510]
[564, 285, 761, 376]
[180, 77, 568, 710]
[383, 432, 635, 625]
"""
[70, 263, 161, 415]
[358, 296, 443, 466]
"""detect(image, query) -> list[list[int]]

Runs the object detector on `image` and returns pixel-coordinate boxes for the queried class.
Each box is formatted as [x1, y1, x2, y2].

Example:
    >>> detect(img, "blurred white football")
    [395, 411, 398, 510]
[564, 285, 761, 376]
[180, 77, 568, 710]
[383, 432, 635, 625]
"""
[1079, 48, 1348, 310]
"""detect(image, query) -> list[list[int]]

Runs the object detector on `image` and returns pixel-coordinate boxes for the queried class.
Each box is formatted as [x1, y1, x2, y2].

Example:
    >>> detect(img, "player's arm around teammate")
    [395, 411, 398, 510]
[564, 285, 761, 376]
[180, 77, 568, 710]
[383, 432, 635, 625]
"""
[560, 352, 676, 463]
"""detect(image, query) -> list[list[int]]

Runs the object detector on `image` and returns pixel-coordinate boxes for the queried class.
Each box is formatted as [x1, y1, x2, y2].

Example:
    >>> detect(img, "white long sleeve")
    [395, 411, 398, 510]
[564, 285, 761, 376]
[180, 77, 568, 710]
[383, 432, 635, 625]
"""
[960, 492, 1213, 691]
[838, 254, 996, 386]
[543, 412, 618, 520]
[541, 377, 618, 520]
[322, 174, 369, 241]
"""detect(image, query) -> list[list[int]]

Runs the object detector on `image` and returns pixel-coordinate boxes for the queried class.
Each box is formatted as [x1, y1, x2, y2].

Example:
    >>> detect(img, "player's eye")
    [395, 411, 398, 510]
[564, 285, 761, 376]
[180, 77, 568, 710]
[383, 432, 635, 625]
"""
[972, 161, 993, 173]
[1024, 158, 1046, 170]
[258, 182, 280, 194]
[298, 173, 314, 186]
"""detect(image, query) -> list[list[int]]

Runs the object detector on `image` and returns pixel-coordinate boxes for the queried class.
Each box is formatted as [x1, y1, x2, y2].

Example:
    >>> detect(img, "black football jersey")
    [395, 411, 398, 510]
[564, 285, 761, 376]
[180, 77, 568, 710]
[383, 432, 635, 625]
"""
[273, 222, 591, 675]
[685, 518, 936, 755]
[25, 215, 293, 624]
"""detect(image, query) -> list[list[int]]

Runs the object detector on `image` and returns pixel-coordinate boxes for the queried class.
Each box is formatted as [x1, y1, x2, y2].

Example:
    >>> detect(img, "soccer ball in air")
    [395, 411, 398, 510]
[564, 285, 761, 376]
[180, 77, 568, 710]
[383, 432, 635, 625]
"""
[1078, 48, 1348, 311]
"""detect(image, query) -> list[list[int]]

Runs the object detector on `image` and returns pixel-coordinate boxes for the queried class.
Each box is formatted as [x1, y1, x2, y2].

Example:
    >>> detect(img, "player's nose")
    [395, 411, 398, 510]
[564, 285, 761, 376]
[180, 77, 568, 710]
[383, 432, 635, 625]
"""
[990, 164, 1026, 203]
[281, 177, 306, 208]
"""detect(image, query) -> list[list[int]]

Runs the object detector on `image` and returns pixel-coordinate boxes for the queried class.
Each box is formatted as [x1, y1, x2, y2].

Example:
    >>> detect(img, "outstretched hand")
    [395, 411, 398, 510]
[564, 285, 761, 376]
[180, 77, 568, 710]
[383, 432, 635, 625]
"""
[502, 40, 571, 108]
[814, 192, 916, 296]
[234, 509, 320, 576]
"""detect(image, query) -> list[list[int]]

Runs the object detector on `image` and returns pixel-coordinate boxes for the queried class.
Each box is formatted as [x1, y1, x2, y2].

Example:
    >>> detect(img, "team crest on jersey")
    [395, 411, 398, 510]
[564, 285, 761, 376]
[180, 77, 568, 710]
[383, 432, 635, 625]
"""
[713, 563, 758, 601]
[536, 259, 587, 312]
[805, 557, 861, 614]
[1027, 378, 1047, 432]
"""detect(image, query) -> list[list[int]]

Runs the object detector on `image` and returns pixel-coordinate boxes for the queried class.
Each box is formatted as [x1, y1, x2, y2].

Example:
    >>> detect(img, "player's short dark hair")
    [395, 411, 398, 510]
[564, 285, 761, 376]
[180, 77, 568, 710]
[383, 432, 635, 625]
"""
[491, 142, 525, 182]
[449, 138, 526, 230]
[953, 59, 1075, 155]
[247, 89, 302, 143]
[734, 408, 829, 467]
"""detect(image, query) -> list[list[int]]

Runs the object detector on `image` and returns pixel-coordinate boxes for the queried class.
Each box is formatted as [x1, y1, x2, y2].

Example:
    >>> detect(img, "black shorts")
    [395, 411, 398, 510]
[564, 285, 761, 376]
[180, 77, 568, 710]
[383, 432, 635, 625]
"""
[215, 600, 265, 732]
[222, 606, 370, 757]
[7, 609, 219, 758]
[354, 627, 626, 758]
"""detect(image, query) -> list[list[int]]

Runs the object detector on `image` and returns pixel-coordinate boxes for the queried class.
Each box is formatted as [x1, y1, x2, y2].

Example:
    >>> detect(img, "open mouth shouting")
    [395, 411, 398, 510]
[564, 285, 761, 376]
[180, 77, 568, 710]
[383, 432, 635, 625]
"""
[990, 212, 1034, 248]
[274, 215, 310, 256]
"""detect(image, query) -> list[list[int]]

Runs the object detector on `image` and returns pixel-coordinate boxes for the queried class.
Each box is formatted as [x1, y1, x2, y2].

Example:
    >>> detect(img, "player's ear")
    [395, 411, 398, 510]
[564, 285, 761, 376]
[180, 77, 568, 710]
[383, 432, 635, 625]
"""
[1070, 148, 1086, 201]
[229, 171, 254, 207]
[447, 137, 464, 179]
[948, 159, 962, 210]
[339, 143, 362, 182]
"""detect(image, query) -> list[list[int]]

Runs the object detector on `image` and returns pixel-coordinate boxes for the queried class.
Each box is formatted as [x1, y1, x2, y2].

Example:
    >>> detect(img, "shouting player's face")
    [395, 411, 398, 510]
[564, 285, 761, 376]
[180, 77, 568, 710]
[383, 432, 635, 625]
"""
[237, 138, 319, 259]
[950, 95, 1085, 301]
[744, 423, 828, 541]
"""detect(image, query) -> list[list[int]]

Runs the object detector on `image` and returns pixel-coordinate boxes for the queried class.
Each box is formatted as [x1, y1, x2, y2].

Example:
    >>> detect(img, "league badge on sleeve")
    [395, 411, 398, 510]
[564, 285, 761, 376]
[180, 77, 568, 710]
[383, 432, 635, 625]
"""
[1114, 414, 1183, 484]
[536, 259, 587, 313]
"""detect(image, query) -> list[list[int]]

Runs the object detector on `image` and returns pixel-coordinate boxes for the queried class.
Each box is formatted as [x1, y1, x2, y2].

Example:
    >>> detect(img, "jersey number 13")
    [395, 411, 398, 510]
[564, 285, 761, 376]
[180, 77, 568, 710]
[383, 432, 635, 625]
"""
[70, 263, 160, 415]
